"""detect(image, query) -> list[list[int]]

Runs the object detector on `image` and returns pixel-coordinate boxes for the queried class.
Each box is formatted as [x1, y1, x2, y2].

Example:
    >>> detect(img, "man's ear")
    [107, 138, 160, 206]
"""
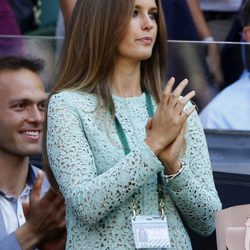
[242, 26, 250, 42]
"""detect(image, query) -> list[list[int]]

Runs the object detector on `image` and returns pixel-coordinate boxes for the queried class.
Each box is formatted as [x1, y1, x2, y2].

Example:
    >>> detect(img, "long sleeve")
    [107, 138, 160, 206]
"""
[47, 92, 164, 224]
[165, 106, 222, 236]
[46, 91, 220, 249]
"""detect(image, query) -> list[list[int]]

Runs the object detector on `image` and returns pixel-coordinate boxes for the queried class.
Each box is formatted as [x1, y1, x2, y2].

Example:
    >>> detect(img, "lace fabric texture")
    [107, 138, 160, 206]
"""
[47, 91, 221, 250]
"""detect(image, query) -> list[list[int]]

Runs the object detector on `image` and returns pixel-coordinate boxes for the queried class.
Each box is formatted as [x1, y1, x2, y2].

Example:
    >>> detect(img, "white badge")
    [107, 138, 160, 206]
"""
[131, 215, 171, 249]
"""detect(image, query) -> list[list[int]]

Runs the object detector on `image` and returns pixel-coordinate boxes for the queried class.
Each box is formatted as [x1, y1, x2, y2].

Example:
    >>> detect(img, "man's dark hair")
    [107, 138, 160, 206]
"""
[241, 0, 250, 27]
[0, 56, 45, 74]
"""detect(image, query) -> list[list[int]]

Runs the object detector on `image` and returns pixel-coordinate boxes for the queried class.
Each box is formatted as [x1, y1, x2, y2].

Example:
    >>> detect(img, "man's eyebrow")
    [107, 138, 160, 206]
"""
[9, 97, 47, 104]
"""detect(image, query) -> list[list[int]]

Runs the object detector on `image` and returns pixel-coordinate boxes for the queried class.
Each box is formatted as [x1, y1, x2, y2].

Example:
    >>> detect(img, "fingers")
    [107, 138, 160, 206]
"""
[56, 207, 66, 229]
[43, 187, 63, 202]
[178, 103, 196, 123]
[147, 77, 196, 154]
[161, 77, 175, 104]
[41, 188, 65, 212]
[180, 90, 196, 104]
[168, 79, 189, 106]
[31, 170, 44, 198]
[52, 194, 65, 211]
[171, 78, 189, 97]
[161, 77, 196, 115]
[184, 103, 196, 117]
[48, 197, 66, 230]
[175, 90, 196, 114]
[162, 78, 189, 107]
[163, 77, 175, 95]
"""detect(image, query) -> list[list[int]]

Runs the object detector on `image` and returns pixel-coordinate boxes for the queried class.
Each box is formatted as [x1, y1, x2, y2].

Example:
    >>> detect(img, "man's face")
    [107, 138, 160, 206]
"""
[0, 69, 47, 157]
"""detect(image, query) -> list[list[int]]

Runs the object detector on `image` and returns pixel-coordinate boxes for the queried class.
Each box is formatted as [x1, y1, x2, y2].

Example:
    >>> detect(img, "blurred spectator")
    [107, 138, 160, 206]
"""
[8, 0, 59, 36]
[0, 0, 24, 56]
[55, 0, 77, 39]
[162, 2, 221, 246]
[220, 0, 247, 89]
[162, 0, 199, 40]
[0, 0, 20, 35]
[162, 0, 221, 110]
[55, 0, 77, 62]
[188, 0, 224, 89]
[200, 0, 243, 41]
[199, 0, 250, 130]
[59, 0, 77, 27]
[8, 0, 40, 34]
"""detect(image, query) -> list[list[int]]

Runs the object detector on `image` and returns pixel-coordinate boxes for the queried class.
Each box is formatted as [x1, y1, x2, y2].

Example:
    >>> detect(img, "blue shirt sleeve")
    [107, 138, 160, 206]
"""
[0, 232, 22, 250]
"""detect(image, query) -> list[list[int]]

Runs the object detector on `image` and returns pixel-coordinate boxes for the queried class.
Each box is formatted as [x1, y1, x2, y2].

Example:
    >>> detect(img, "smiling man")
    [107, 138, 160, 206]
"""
[0, 56, 66, 250]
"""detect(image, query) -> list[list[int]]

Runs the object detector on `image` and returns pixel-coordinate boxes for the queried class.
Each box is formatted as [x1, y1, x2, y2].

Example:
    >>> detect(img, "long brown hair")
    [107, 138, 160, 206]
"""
[53, 0, 167, 104]
[44, 0, 168, 190]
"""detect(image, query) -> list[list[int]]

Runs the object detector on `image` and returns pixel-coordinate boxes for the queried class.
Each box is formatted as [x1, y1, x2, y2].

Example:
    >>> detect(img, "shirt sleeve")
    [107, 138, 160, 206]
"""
[0, 232, 22, 250]
[46, 93, 164, 224]
[199, 102, 225, 129]
[164, 105, 222, 236]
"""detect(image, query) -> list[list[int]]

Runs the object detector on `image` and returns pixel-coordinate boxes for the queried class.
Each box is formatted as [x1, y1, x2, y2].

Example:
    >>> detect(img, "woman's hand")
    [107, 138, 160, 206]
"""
[158, 127, 185, 175]
[145, 77, 195, 155]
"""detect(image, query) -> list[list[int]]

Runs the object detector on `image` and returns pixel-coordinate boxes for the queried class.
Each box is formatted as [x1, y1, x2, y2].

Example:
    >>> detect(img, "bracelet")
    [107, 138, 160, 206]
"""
[202, 36, 215, 42]
[161, 160, 185, 183]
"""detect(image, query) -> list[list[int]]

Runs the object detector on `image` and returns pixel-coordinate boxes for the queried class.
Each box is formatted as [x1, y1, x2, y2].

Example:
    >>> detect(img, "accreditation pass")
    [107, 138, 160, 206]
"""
[131, 215, 171, 249]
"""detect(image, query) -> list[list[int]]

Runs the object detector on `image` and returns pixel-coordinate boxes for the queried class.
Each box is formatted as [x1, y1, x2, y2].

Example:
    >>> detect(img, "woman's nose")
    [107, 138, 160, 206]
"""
[142, 14, 154, 30]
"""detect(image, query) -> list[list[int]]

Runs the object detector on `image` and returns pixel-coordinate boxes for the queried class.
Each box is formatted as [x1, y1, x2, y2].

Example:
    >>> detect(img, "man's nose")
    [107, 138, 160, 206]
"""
[27, 106, 44, 123]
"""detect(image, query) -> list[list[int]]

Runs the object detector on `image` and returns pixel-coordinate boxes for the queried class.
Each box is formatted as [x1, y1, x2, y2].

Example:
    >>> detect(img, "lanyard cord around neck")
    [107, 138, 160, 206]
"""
[113, 90, 154, 156]
[111, 90, 165, 217]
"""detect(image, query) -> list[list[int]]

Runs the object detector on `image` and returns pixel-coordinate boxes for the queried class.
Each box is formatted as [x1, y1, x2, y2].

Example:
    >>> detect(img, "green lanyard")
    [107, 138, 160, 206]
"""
[114, 90, 154, 156]
[112, 90, 165, 217]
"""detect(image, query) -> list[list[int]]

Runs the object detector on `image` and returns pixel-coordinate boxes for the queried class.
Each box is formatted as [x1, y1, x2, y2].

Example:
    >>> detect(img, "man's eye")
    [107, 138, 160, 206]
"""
[13, 103, 26, 110]
[39, 103, 46, 111]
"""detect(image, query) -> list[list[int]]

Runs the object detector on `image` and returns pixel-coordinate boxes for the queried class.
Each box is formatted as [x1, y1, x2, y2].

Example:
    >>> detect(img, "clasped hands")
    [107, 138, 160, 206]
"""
[16, 171, 66, 250]
[145, 77, 196, 175]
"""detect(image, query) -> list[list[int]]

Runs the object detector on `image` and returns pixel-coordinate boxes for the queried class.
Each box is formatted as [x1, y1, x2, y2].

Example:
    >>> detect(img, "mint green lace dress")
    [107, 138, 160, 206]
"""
[47, 91, 221, 250]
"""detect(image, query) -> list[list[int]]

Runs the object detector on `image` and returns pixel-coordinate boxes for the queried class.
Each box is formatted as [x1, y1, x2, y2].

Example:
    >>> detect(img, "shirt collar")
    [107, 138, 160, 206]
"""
[0, 164, 37, 199]
[26, 163, 37, 187]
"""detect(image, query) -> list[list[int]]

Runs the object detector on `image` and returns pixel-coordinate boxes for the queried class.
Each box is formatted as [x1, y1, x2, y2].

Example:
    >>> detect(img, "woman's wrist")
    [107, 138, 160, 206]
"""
[163, 159, 182, 175]
[161, 159, 185, 183]
[144, 137, 163, 156]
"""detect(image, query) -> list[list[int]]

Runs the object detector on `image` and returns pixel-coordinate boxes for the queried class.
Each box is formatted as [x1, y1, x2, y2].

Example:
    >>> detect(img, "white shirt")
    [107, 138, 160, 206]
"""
[0, 165, 50, 242]
[199, 71, 250, 130]
[199, 0, 243, 12]
[0, 185, 30, 235]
